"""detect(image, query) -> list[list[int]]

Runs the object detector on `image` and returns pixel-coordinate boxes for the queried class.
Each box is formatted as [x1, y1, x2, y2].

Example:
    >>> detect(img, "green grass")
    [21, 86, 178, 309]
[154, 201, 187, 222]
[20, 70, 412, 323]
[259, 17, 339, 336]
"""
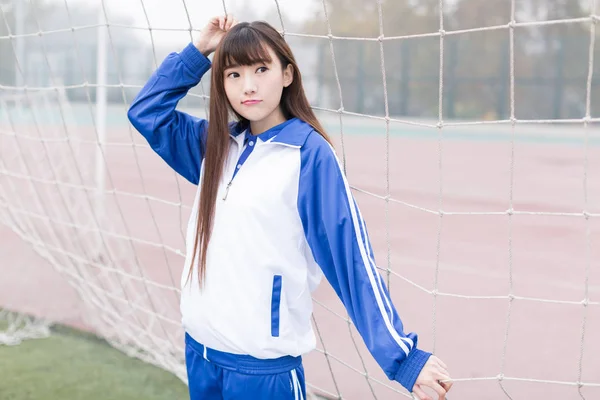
[0, 323, 189, 400]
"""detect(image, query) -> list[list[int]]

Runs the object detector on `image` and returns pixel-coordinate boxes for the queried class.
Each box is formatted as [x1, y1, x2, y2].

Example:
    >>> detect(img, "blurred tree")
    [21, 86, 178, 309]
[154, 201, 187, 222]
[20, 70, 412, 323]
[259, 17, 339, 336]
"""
[444, 0, 517, 119]
[521, 0, 597, 118]
[303, 0, 599, 119]
[303, 0, 438, 116]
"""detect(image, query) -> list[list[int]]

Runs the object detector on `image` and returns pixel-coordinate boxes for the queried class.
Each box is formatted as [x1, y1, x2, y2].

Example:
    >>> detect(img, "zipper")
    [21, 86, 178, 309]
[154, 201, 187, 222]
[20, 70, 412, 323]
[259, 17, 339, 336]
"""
[222, 132, 257, 201]
[222, 181, 232, 201]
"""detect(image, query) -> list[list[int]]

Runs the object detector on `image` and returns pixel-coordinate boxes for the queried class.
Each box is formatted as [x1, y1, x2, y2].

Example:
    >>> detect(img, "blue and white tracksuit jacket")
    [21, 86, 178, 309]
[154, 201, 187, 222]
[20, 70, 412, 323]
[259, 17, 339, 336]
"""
[128, 42, 431, 396]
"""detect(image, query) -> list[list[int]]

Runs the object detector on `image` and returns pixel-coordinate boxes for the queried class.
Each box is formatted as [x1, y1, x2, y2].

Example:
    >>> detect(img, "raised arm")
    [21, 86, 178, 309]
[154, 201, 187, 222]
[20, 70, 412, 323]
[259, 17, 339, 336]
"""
[127, 15, 236, 185]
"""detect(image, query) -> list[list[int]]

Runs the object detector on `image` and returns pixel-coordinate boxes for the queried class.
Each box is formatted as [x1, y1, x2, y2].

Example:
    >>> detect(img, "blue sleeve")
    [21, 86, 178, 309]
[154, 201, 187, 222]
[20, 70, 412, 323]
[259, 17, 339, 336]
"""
[297, 134, 431, 393]
[127, 43, 211, 185]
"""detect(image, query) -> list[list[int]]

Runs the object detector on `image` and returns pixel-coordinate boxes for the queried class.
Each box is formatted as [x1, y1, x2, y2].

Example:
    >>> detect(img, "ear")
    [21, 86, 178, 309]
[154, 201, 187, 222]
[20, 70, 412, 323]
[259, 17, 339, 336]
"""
[283, 63, 294, 88]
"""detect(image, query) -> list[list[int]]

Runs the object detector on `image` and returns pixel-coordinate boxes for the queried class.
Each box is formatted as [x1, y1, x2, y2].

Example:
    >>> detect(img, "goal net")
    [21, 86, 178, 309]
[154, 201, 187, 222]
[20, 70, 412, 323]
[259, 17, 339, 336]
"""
[1, 0, 599, 399]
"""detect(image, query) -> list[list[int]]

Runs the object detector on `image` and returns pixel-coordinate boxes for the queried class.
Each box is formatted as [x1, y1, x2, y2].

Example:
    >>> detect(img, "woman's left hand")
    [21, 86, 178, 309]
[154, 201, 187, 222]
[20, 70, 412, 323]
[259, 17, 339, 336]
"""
[411, 355, 453, 400]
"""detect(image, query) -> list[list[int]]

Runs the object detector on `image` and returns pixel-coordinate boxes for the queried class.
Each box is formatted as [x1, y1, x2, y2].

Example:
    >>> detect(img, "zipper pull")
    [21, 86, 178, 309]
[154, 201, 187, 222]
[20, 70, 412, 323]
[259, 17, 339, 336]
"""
[222, 182, 232, 201]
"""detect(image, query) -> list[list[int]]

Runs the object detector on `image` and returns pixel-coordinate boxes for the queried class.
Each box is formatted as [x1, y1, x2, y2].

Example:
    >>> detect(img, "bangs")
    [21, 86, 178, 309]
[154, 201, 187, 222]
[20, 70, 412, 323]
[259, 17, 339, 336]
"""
[220, 26, 273, 68]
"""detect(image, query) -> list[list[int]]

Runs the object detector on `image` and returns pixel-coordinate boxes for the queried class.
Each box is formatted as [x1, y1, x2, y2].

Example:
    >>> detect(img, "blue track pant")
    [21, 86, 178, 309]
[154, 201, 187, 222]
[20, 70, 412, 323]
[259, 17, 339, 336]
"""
[185, 333, 307, 400]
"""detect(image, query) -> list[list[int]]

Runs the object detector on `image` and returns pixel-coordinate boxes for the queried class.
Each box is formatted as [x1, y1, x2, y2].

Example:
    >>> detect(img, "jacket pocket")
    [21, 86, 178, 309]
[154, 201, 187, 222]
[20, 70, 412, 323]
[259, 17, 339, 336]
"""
[271, 275, 283, 337]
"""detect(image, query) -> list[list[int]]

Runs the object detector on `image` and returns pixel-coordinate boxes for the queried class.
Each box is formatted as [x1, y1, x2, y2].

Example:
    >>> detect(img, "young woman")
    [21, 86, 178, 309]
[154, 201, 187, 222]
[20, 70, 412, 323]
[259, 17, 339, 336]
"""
[128, 15, 452, 400]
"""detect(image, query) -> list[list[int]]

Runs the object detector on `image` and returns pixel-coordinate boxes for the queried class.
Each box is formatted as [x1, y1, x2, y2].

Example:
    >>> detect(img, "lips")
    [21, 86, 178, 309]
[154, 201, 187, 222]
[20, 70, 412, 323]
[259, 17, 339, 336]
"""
[242, 100, 262, 105]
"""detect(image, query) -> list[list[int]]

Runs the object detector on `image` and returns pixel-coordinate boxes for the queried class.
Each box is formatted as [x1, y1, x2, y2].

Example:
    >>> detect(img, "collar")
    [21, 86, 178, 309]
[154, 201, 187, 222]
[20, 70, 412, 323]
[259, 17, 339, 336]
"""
[229, 118, 313, 148]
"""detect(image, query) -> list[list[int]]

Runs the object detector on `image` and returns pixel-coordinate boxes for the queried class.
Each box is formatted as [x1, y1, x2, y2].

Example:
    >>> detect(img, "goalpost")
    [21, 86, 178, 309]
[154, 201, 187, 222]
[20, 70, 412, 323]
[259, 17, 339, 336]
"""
[1, 0, 599, 399]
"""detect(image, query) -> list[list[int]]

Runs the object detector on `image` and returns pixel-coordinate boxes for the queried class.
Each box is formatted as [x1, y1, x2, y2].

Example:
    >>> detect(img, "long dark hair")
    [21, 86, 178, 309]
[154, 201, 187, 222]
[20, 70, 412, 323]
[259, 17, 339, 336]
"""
[186, 21, 333, 287]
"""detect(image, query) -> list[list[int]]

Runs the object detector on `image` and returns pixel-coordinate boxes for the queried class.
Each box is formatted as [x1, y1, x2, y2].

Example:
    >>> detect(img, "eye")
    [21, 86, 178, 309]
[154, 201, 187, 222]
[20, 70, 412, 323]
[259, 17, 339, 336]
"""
[226, 71, 240, 78]
[256, 66, 268, 73]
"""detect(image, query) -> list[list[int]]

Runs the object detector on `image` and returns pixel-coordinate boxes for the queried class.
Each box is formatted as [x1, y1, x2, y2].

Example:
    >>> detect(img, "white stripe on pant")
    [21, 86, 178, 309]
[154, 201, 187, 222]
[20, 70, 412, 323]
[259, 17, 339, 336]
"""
[291, 369, 303, 400]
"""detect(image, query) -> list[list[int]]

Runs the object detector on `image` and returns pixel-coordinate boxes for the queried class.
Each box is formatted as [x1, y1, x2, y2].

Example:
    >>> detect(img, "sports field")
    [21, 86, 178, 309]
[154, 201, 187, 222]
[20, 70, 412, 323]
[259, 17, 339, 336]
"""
[1, 103, 599, 399]
[0, 319, 189, 400]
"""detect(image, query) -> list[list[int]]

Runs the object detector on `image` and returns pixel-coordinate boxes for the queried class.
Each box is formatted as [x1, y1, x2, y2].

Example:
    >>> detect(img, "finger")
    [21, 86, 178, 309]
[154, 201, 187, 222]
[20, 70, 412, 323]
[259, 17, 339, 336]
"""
[432, 361, 451, 385]
[435, 369, 452, 383]
[427, 380, 447, 400]
[223, 15, 229, 30]
[219, 16, 225, 30]
[437, 366, 450, 378]
[225, 15, 235, 30]
[209, 16, 220, 28]
[435, 371, 452, 391]
[412, 385, 432, 400]
[439, 379, 453, 393]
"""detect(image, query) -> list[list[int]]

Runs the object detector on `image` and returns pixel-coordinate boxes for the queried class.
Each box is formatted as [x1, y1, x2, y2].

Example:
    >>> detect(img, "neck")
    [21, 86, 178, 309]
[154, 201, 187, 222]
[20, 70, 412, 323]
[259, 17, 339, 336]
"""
[250, 106, 286, 135]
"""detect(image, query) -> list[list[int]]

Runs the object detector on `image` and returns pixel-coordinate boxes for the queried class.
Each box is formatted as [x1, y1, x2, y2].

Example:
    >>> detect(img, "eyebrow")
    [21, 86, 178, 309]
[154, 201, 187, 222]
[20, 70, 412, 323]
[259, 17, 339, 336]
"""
[224, 60, 272, 70]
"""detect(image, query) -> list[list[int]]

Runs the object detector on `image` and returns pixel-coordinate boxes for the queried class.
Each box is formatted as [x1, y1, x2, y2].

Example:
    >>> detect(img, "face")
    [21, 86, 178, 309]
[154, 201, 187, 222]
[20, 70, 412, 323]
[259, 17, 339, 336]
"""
[223, 45, 293, 127]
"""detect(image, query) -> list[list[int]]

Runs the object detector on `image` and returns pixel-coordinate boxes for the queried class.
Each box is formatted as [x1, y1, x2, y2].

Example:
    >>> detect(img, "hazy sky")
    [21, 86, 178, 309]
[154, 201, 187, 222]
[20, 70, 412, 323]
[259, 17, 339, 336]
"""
[64, 0, 317, 47]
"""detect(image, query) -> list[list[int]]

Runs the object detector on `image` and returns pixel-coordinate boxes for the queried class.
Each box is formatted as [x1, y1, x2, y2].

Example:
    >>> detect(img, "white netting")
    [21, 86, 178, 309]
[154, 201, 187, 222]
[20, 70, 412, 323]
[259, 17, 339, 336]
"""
[1, 0, 599, 399]
[0, 309, 50, 345]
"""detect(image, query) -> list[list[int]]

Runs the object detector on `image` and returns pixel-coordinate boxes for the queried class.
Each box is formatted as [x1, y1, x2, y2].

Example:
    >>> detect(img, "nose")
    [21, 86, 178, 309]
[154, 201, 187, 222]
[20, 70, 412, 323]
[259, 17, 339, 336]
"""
[243, 74, 257, 95]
